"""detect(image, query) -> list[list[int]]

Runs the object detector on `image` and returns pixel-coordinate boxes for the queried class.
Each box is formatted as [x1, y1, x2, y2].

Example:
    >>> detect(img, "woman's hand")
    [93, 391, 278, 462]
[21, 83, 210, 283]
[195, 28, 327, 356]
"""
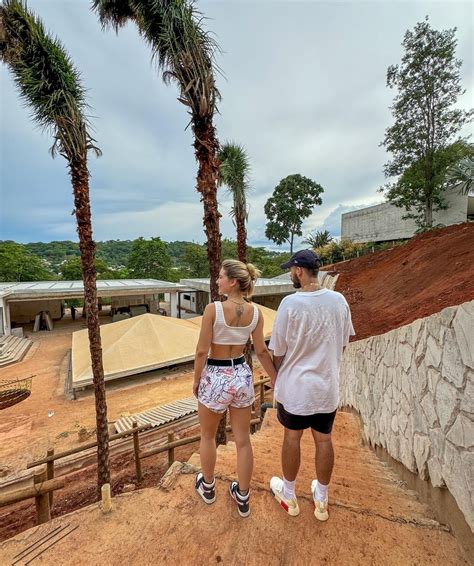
[193, 379, 200, 398]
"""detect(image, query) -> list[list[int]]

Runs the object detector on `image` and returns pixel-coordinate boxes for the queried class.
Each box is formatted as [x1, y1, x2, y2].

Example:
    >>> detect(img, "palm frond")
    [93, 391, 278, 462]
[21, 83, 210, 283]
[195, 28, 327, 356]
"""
[1, 0, 100, 159]
[446, 156, 474, 195]
[92, 0, 222, 118]
[218, 142, 251, 220]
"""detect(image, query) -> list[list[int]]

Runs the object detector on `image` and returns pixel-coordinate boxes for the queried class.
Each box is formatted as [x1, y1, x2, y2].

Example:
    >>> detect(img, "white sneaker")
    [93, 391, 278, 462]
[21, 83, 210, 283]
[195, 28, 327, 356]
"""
[311, 479, 329, 521]
[269, 476, 300, 516]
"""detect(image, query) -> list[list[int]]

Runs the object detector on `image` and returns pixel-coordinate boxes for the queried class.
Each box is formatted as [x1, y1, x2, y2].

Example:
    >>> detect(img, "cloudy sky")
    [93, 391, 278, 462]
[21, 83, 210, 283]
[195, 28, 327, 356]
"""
[1, 0, 472, 250]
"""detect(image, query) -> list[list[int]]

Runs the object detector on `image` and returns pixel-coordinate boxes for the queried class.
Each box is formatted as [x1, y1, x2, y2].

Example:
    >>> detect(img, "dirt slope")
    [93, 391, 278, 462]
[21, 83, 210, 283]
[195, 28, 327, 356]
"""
[0, 410, 468, 565]
[331, 223, 474, 341]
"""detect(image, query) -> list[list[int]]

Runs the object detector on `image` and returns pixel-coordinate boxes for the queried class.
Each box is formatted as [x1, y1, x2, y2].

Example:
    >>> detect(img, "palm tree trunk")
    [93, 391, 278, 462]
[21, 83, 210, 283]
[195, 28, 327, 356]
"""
[236, 213, 247, 264]
[192, 117, 227, 445]
[192, 117, 221, 301]
[70, 158, 110, 494]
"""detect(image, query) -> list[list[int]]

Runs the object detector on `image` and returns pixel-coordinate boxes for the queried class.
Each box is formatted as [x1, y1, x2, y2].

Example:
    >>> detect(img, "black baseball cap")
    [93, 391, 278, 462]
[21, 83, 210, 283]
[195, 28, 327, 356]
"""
[280, 249, 321, 269]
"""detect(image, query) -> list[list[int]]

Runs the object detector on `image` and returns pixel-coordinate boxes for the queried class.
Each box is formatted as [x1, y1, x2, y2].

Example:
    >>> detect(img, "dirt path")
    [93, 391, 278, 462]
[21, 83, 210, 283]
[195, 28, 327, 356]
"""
[0, 410, 468, 565]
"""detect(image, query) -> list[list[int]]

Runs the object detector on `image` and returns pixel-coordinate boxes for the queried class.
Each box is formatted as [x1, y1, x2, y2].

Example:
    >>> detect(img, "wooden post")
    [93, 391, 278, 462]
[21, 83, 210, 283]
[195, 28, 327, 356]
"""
[34, 469, 50, 524]
[168, 432, 175, 469]
[46, 448, 54, 507]
[132, 422, 142, 483]
[259, 382, 265, 417]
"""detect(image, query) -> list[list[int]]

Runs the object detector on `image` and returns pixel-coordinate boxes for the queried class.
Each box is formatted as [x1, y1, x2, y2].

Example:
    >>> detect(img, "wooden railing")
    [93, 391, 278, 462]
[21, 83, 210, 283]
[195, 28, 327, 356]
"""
[6, 376, 271, 525]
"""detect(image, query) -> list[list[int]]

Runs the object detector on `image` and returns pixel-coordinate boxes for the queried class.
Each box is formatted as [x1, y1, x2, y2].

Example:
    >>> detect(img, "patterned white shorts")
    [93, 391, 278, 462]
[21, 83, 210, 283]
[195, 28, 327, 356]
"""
[198, 361, 255, 413]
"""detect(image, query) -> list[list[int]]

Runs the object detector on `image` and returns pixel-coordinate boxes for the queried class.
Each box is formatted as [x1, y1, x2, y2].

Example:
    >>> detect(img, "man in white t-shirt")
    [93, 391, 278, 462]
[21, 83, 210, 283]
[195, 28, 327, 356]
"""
[268, 249, 355, 521]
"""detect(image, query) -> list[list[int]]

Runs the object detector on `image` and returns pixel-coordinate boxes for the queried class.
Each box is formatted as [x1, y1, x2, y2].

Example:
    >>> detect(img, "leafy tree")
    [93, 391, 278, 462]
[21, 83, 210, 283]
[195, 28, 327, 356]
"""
[182, 243, 209, 278]
[218, 142, 251, 262]
[61, 256, 115, 280]
[303, 229, 333, 249]
[264, 174, 324, 253]
[1, 0, 110, 491]
[127, 237, 172, 280]
[0, 242, 55, 281]
[383, 141, 473, 225]
[381, 17, 473, 228]
[446, 156, 474, 195]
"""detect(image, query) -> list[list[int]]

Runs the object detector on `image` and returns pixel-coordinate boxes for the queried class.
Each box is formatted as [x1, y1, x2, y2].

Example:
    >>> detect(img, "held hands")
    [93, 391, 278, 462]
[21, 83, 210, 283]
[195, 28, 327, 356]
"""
[193, 379, 200, 398]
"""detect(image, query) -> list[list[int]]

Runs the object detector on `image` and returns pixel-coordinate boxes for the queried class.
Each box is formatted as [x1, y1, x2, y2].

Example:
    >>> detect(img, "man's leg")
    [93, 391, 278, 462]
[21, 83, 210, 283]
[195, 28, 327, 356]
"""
[282, 427, 304, 482]
[311, 429, 334, 521]
[311, 429, 334, 485]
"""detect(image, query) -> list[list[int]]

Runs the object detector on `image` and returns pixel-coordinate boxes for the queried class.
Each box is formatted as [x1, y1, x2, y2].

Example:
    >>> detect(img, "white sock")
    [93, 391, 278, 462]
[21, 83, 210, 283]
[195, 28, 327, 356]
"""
[314, 480, 328, 501]
[283, 478, 296, 500]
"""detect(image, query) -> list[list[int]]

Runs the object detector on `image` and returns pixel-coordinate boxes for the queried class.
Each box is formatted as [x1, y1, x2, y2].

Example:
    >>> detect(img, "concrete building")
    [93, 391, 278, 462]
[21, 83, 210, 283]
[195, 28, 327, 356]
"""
[0, 279, 192, 335]
[341, 187, 474, 243]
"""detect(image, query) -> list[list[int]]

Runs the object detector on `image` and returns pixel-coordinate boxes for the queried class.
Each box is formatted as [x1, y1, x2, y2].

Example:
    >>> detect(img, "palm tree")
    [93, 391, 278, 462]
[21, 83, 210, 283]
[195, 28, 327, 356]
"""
[303, 229, 333, 249]
[446, 157, 474, 196]
[92, 0, 222, 300]
[218, 142, 251, 263]
[1, 0, 110, 492]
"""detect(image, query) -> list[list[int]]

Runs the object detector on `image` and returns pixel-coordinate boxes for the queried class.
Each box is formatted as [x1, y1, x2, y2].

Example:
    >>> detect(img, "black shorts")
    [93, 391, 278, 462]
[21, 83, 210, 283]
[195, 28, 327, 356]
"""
[277, 403, 337, 434]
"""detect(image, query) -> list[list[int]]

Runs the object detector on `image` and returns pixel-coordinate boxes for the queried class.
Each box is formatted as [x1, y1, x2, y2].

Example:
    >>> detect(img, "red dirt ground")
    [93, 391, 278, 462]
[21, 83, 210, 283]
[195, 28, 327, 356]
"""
[331, 222, 474, 341]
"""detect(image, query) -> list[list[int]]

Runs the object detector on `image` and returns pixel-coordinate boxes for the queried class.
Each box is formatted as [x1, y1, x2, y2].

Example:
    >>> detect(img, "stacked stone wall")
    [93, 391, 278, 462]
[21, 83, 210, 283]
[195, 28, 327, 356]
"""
[340, 301, 473, 529]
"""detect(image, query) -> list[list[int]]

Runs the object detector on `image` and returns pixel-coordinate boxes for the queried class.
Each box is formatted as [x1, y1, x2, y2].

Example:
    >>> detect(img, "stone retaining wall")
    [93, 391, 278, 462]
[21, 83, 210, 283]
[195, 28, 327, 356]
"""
[339, 300, 473, 530]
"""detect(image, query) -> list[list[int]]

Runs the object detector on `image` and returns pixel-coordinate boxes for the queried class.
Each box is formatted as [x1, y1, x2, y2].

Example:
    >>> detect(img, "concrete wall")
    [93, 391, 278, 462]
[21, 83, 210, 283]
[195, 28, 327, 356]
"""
[339, 301, 474, 530]
[10, 300, 63, 323]
[341, 188, 470, 243]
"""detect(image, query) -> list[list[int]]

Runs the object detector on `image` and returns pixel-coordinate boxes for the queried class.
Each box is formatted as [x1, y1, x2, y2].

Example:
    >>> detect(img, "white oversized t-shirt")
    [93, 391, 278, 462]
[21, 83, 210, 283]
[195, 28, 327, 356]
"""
[269, 289, 355, 415]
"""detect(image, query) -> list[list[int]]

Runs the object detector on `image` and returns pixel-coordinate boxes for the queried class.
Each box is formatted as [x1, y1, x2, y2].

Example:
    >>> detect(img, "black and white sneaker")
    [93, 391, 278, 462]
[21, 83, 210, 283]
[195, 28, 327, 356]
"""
[195, 472, 216, 504]
[229, 481, 250, 518]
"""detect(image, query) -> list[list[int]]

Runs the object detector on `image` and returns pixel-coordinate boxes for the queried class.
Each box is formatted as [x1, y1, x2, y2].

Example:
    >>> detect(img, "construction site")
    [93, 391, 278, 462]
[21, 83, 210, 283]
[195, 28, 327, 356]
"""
[0, 222, 472, 564]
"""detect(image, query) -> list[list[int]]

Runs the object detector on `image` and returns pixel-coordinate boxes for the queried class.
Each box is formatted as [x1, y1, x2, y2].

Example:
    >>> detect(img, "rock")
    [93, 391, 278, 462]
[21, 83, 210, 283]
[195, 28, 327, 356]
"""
[453, 302, 474, 370]
[441, 329, 465, 388]
[460, 372, 474, 415]
[420, 393, 438, 428]
[425, 336, 441, 369]
[461, 452, 474, 509]
[446, 413, 474, 449]
[435, 380, 460, 432]
[413, 402, 428, 435]
[442, 441, 474, 531]
[0, 465, 11, 478]
[122, 483, 136, 493]
[427, 457, 445, 487]
[413, 434, 430, 480]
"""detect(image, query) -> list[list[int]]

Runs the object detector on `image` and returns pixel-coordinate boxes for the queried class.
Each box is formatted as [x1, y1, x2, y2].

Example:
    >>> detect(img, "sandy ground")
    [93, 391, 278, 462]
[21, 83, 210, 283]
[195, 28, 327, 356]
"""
[0, 410, 469, 565]
[0, 328, 198, 474]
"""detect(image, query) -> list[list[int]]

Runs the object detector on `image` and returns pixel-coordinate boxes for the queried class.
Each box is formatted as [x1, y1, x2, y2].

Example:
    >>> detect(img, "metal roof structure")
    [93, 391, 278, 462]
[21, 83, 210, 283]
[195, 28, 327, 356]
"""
[180, 277, 295, 296]
[0, 279, 188, 301]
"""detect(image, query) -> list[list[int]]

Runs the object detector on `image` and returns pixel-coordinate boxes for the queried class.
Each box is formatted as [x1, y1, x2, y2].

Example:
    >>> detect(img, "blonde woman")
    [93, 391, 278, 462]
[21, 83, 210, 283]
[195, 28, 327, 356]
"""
[193, 260, 277, 517]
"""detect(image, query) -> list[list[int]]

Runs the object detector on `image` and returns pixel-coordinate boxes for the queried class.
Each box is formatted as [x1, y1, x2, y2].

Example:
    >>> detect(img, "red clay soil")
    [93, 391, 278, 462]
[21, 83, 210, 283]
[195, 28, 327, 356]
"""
[331, 222, 474, 341]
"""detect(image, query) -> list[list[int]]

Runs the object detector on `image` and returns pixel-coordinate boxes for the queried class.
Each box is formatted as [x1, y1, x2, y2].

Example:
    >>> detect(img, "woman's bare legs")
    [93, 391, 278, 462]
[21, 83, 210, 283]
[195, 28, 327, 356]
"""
[229, 405, 253, 492]
[198, 402, 223, 483]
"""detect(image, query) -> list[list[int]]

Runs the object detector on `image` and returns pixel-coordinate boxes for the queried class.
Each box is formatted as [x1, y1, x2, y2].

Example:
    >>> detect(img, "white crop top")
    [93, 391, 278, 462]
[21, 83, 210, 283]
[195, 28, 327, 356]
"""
[212, 301, 259, 345]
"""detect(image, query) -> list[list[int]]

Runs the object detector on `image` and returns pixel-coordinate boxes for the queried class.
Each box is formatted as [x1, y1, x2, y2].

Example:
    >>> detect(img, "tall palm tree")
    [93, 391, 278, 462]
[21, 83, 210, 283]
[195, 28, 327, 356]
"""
[218, 142, 253, 372]
[1, 0, 110, 492]
[93, 0, 225, 444]
[218, 142, 251, 263]
[92, 0, 222, 300]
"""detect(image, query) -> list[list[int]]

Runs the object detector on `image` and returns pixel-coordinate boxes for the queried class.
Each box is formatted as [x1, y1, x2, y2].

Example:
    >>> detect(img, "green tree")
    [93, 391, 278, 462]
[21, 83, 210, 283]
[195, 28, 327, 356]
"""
[383, 141, 474, 226]
[127, 237, 172, 280]
[264, 174, 324, 254]
[182, 243, 209, 278]
[381, 17, 473, 228]
[93, 0, 223, 302]
[61, 256, 114, 280]
[0, 242, 55, 281]
[446, 156, 474, 196]
[303, 229, 333, 249]
[218, 143, 251, 263]
[1, 0, 110, 492]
